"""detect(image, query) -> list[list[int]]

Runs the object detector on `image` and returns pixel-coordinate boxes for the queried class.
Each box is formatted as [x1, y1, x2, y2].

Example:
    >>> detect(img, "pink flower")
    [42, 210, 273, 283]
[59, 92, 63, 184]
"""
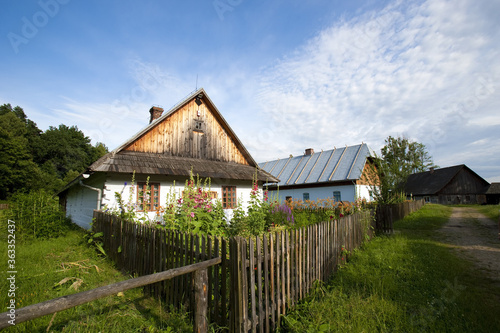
[190, 212, 195, 218]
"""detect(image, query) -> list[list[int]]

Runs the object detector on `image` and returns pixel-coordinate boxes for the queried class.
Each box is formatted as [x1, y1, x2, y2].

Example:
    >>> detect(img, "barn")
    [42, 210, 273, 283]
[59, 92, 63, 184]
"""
[258, 144, 378, 203]
[404, 164, 490, 205]
[57, 88, 278, 229]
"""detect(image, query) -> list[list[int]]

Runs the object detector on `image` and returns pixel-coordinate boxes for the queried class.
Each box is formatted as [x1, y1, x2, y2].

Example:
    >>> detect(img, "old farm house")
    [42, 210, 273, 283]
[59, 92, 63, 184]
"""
[404, 164, 490, 204]
[259, 144, 378, 203]
[58, 88, 278, 229]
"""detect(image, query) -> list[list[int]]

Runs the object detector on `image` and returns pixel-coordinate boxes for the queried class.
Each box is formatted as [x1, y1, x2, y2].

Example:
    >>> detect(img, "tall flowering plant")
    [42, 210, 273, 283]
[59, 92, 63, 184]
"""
[169, 172, 226, 236]
[267, 202, 295, 229]
[246, 178, 268, 236]
[226, 173, 273, 237]
[108, 171, 141, 221]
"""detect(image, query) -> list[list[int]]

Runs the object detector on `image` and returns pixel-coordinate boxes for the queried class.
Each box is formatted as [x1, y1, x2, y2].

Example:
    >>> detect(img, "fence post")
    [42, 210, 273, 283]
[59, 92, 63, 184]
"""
[194, 268, 209, 333]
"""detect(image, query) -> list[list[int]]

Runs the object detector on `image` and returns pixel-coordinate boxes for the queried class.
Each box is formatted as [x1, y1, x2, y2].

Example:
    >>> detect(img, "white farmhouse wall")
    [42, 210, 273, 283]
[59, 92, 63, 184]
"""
[65, 174, 105, 229]
[62, 173, 256, 228]
[355, 185, 374, 202]
[103, 175, 255, 219]
[270, 184, 374, 203]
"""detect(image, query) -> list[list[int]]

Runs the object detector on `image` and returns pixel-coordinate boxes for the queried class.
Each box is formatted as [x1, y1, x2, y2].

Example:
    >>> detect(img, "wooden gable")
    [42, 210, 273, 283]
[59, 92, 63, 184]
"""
[122, 90, 252, 166]
[356, 159, 380, 186]
[439, 167, 490, 195]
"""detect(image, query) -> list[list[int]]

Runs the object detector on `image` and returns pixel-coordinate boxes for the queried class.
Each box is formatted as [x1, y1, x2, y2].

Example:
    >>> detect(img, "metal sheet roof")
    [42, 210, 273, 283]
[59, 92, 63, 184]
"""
[259, 143, 374, 187]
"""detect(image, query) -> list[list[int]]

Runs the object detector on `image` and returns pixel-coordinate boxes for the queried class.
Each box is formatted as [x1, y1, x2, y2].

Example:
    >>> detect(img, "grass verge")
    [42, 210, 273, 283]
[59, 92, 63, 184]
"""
[279, 204, 500, 332]
[0, 228, 193, 332]
[472, 204, 500, 221]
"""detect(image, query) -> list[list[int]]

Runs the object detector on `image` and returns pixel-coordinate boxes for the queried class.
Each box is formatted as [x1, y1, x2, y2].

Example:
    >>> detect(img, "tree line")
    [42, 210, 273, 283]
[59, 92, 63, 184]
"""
[0, 103, 108, 200]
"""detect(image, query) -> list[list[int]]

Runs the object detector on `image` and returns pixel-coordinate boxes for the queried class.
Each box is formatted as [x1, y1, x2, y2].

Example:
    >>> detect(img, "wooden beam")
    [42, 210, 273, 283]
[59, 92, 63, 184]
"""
[0, 257, 221, 330]
[194, 268, 209, 333]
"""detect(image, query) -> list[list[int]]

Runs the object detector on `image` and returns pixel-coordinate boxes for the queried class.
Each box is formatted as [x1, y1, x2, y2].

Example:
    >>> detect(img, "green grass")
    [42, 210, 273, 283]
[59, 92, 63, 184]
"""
[279, 204, 500, 332]
[472, 204, 500, 221]
[0, 228, 193, 332]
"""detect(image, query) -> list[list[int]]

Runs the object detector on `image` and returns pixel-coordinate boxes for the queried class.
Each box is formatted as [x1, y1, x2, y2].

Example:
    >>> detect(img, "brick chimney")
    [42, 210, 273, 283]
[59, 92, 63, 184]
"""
[305, 148, 314, 156]
[149, 106, 164, 123]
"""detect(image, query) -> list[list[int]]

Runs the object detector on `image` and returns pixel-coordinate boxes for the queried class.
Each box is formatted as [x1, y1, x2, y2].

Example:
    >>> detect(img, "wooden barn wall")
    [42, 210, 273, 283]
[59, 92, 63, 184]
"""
[124, 100, 249, 165]
[439, 169, 489, 195]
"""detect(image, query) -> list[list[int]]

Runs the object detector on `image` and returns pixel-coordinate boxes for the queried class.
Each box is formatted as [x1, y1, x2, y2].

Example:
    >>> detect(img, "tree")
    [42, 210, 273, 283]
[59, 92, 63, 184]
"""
[0, 111, 42, 199]
[370, 136, 437, 204]
[33, 125, 108, 180]
[0, 103, 109, 198]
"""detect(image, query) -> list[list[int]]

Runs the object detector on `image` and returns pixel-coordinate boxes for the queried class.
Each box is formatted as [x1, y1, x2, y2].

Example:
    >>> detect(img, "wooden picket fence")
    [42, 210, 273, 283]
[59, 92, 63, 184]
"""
[92, 210, 373, 332]
[230, 212, 373, 331]
[93, 213, 231, 328]
[374, 199, 425, 233]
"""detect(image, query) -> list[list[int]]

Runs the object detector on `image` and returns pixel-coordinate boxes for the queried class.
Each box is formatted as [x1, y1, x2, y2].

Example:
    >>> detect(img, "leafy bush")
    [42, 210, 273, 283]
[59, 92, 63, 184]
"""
[3, 190, 72, 240]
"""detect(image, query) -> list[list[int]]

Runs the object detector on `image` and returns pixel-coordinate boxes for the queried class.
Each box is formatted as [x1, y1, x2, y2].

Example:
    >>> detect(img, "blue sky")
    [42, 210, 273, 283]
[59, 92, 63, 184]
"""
[1, 0, 499, 182]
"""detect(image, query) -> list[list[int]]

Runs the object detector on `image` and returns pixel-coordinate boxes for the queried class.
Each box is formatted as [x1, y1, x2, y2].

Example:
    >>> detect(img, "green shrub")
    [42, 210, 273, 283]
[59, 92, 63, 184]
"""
[3, 190, 71, 240]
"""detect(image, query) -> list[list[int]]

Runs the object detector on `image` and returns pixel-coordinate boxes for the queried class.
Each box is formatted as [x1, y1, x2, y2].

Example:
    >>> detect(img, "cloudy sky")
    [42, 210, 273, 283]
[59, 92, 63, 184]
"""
[1, 0, 499, 181]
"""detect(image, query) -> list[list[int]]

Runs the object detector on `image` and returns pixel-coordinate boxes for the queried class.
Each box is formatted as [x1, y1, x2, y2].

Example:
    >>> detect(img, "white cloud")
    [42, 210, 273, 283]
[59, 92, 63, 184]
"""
[252, 0, 500, 181]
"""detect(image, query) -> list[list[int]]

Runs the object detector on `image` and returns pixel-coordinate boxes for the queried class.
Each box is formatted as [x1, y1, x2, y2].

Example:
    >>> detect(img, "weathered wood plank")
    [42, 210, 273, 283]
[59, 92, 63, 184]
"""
[220, 237, 228, 328]
[285, 230, 292, 308]
[249, 238, 257, 332]
[275, 232, 281, 327]
[280, 231, 286, 316]
[263, 235, 270, 333]
[269, 233, 276, 328]
[256, 236, 264, 333]
[194, 268, 209, 333]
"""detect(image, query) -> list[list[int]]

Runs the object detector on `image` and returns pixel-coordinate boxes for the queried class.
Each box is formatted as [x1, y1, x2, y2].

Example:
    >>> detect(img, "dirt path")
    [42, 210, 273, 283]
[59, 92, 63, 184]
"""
[439, 207, 500, 284]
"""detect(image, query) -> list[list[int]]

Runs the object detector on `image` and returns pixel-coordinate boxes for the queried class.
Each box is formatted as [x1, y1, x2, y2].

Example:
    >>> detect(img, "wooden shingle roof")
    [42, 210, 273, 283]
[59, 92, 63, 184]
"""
[404, 165, 463, 195]
[486, 183, 500, 195]
[404, 164, 489, 196]
[89, 151, 277, 182]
